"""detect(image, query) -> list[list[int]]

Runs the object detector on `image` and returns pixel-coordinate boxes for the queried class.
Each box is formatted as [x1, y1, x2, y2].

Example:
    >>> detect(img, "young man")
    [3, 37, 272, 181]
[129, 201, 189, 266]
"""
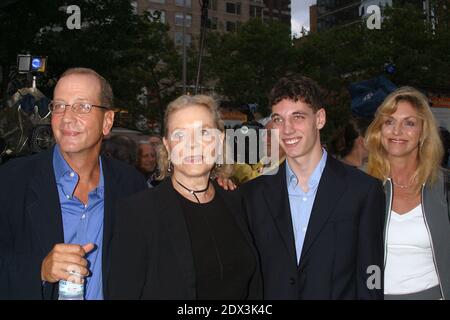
[242, 76, 385, 299]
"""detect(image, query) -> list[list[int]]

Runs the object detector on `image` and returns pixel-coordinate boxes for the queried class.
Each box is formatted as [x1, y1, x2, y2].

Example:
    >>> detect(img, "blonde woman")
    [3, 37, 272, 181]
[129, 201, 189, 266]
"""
[107, 95, 262, 299]
[366, 86, 450, 299]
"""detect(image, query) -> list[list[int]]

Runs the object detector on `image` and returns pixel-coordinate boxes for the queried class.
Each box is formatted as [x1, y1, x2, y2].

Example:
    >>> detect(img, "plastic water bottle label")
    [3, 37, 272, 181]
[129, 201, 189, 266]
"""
[59, 280, 84, 299]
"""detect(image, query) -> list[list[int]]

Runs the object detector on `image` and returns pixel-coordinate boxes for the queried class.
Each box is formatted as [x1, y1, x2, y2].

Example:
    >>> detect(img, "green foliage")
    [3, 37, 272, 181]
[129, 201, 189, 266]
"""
[206, 19, 297, 115]
[0, 0, 181, 128]
[295, 2, 450, 143]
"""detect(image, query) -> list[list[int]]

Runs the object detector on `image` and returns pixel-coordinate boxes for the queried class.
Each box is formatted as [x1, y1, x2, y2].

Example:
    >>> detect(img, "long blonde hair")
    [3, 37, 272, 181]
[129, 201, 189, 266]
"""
[365, 86, 444, 189]
[157, 94, 231, 180]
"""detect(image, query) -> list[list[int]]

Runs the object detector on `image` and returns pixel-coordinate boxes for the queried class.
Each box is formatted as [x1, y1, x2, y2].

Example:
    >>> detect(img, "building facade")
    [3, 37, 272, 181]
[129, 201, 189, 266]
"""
[313, 0, 429, 32]
[135, 0, 291, 46]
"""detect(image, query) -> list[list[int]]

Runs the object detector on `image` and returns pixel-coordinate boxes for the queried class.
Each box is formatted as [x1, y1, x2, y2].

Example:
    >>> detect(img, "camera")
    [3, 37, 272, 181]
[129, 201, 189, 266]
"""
[17, 54, 47, 74]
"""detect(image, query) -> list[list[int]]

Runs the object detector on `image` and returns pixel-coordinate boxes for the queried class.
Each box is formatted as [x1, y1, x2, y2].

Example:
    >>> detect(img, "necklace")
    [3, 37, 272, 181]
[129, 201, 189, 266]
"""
[392, 179, 414, 189]
[175, 178, 210, 203]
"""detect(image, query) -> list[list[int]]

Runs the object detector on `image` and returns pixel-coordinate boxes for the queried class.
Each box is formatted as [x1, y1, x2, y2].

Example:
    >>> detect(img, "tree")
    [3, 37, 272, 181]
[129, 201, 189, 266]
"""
[206, 19, 297, 115]
[0, 0, 181, 129]
[294, 1, 450, 142]
[0, 0, 63, 100]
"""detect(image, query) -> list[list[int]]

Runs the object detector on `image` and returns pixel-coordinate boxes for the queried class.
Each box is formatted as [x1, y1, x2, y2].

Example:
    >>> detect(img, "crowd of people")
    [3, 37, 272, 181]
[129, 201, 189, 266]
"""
[101, 134, 161, 188]
[0, 67, 449, 300]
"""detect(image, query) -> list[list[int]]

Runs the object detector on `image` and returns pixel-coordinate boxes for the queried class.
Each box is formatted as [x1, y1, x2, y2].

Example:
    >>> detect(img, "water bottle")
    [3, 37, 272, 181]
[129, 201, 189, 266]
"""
[58, 279, 84, 300]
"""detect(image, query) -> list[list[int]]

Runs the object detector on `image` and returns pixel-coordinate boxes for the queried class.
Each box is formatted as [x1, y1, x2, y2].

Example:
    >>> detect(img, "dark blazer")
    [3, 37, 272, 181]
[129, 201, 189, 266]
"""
[242, 156, 385, 300]
[0, 147, 147, 300]
[107, 178, 263, 300]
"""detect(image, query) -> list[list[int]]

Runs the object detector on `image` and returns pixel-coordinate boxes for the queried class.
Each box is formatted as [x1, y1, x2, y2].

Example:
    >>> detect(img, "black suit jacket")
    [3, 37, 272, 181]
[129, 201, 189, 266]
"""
[107, 178, 263, 300]
[0, 147, 147, 299]
[242, 156, 385, 300]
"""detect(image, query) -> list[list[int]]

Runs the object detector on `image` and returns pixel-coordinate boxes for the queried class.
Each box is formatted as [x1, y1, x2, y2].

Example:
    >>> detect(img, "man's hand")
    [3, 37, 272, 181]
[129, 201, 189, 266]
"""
[41, 243, 95, 283]
[216, 176, 237, 191]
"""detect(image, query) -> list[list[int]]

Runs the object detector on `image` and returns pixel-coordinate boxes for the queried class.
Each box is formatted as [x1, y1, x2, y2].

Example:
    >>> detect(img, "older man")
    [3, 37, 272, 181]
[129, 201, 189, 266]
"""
[0, 68, 146, 300]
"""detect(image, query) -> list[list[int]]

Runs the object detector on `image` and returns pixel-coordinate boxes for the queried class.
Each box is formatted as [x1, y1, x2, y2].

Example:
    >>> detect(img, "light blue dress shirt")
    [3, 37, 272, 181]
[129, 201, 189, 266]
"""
[53, 145, 105, 300]
[286, 149, 327, 265]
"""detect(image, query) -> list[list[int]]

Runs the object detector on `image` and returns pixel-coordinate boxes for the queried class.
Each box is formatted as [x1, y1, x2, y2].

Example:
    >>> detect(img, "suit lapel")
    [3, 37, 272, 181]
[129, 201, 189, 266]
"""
[26, 148, 64, 258]
[262, 161, 297, 265]
[299, 156, 348, 264]
[215, 183, 255, 257]
[101, 157, 116, 291]
[159, 179, 197, 299]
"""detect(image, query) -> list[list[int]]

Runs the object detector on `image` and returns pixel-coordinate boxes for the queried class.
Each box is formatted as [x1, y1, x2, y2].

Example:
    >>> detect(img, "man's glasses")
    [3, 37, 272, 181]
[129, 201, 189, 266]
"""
[49, 101, 109, 114]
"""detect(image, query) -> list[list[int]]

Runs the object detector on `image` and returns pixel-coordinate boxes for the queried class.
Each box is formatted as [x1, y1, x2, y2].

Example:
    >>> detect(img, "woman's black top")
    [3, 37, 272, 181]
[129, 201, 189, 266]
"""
[176, 188, 256, 300]
[107, 179, 262, 300]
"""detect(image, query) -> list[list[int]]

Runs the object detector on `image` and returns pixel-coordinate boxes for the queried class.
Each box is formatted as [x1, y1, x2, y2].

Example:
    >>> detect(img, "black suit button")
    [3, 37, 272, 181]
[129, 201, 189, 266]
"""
[289, 277, 295, 285]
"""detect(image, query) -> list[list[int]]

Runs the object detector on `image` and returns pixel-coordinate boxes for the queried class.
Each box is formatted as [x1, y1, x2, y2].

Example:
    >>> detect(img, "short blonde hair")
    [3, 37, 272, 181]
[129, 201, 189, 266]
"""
[365, 86, 444, 189]
[157, 95, 231, 180]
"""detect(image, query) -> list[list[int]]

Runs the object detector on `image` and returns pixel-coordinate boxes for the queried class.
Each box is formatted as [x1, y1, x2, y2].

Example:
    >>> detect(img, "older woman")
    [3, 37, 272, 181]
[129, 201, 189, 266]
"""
[366, 86, 450, 300]
[107, 95, 262, 299]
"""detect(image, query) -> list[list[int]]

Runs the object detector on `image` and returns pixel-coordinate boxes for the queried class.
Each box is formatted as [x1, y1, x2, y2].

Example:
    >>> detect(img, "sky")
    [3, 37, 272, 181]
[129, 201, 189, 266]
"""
[291, 0, 317, 36]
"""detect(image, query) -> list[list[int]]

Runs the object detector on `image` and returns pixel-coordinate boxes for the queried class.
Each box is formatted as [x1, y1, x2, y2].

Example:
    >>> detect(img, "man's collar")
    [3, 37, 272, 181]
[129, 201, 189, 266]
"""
[52, 144, 104, 190]
[285, 148, 328, 189]
[53, 144, 74, 182]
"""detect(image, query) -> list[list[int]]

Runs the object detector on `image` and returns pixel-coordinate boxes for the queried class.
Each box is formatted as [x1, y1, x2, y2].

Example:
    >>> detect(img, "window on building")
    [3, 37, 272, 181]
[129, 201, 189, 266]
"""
[175, 32, 192, 47]
[208, 0, 218, 11]
[207, 17, 218, 30]
[175, 13, 192, 27]
[226, 2, 241, 15]
[175, 0, 191, 7]
[147, 10, 166, 23]
[250, 5, 263, 18]
[226, 21, 237, 32]
[131, 1, 138, 14]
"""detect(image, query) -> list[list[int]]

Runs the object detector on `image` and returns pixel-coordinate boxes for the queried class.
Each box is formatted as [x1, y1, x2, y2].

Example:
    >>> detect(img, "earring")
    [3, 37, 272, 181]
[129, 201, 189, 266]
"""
[167, 159, 172, 173]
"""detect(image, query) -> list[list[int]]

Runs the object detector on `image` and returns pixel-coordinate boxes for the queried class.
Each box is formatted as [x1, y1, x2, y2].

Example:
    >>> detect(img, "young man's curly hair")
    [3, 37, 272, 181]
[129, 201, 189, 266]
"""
[269, 76, 325, 112]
